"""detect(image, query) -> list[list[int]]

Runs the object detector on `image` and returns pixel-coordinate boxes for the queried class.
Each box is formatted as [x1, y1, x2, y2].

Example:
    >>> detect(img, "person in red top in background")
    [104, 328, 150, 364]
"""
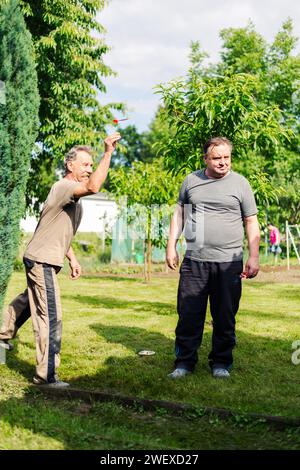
[267, 224, 281, 260]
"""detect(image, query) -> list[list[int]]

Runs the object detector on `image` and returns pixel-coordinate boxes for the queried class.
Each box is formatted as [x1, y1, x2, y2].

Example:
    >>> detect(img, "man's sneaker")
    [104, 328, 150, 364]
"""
[212, 367, 230, 378]
[33, 376, 70, 388]
[0, 339, 13, 351]
[167, 368, 191, 379]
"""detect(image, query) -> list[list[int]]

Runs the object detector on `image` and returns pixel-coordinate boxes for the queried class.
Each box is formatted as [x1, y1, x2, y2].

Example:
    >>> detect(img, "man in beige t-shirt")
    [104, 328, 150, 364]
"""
[0, 132, 121, 387]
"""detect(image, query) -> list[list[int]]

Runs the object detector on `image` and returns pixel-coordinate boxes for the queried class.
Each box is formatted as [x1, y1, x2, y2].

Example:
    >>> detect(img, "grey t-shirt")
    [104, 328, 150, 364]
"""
[178, 170, 257, 262]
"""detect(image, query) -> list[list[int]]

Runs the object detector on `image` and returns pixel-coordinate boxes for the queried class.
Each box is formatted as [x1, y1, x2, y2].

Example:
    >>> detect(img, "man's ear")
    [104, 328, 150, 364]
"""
[66, 161, 73, 173]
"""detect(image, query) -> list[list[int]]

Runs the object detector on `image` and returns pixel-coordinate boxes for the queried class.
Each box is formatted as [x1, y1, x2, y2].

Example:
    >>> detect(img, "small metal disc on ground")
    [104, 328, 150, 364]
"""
[137, 350, 156, 356]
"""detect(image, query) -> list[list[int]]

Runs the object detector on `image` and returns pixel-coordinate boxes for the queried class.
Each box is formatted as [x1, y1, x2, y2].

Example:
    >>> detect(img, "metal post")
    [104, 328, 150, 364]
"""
[265, 229, 268, 258]
[289, 226, 300, 265]
[286, 221, 290, 270]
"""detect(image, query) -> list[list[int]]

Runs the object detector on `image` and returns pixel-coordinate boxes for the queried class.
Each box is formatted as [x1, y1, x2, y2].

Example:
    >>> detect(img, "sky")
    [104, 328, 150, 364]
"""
[98, 0, 300, 132]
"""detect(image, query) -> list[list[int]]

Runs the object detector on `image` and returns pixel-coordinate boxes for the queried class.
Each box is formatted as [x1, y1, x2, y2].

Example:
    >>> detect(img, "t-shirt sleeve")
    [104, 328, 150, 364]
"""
[240, 178, 258, 217]
[48, 180, 83, 208]
[177, 176, 189, 206]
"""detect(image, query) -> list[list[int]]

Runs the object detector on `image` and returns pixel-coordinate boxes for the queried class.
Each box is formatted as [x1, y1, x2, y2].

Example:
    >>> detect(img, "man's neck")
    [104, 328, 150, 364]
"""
[65, 173, 77, 181]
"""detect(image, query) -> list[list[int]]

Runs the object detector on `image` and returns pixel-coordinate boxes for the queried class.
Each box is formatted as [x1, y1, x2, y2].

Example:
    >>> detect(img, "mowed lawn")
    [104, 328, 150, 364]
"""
[1, 270, 299, 419]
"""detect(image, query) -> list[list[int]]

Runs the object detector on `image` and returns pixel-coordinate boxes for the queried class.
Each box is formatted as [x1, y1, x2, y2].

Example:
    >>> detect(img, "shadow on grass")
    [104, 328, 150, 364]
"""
[70, 323, 300, 418]
[81, 275, 144, 283]
[65, 294, 176, 316]
[248, 282, 300, 300]
[240, 309, 299, 322]
[2, 385, 299, 451]
[91, 323, 175, 354]
[1, 323, 300, 450]
[2, 316, 300, 423]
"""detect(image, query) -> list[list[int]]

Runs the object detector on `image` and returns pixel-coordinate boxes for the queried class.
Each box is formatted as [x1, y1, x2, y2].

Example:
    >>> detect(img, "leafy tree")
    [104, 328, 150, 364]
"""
[111, 124, 149, 167]
[218, 19, 300, 226]
[156, 73, 291, 172]
[142, 106, 174, 160]
[18, 0, 123, 211]
[155, 20, 300, 226]
[111, 107, 172, 168]
[0, 0, 39, 312]
[219, 20, 300, 117]
[108, 159, 181, 282]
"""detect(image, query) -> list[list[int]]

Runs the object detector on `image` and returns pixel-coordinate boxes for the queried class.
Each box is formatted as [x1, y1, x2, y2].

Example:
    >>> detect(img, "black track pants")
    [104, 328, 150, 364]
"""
[175, 258, 243, 371]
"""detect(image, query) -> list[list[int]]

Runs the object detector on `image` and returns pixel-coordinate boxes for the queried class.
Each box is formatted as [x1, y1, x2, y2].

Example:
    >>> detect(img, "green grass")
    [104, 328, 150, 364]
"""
[1, 392, 299, 450]
[1, 271, 300, 449]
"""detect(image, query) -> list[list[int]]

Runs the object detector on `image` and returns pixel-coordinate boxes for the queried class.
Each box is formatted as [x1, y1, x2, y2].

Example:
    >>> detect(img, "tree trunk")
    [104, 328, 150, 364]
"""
[144, 210, 152, 282]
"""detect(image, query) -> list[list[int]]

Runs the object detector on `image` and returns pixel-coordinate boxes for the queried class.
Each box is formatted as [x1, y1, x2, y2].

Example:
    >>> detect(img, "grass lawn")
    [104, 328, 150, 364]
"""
[1, 270, 300, 450]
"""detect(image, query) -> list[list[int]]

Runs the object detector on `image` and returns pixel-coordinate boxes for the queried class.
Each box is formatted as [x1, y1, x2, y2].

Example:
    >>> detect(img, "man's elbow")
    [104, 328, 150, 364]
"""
[86, 184, 99, 195]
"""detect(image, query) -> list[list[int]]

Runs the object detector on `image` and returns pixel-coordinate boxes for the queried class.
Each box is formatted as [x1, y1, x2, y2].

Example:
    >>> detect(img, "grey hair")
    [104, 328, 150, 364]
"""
[203, 136, 233, 157]
[64, 145, 94, 173]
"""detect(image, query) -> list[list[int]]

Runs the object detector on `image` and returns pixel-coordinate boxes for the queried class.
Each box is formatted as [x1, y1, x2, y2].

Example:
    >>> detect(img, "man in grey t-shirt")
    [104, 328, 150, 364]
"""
[166, 136, 260, 379]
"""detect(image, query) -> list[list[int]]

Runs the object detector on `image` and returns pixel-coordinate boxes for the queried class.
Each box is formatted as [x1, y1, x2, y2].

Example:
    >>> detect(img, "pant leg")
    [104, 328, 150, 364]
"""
[175, 258, 210, 371]
[0, 289, 31, 340]
[26, 262, 62, 383]
[208, 261, 243, 370]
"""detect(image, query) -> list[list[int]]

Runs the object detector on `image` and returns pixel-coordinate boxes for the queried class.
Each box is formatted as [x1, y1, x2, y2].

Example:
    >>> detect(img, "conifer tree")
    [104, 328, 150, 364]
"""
[19, 0, 123, 210]
[0, 0, 39, 312]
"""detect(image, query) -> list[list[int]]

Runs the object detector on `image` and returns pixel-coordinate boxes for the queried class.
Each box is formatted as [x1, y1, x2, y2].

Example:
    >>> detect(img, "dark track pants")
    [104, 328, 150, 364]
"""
[175, 258, 243, 371]
[0, 258, 62, 383]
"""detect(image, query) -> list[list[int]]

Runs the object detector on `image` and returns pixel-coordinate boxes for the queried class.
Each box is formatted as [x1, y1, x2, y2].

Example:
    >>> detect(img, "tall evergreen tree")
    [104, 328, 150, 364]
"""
[19, 0, 123, 211]
[0, 0, 39, 312]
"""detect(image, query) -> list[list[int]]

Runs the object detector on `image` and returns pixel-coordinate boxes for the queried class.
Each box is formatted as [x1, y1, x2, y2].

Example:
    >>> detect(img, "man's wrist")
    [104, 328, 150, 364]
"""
[167, 241, 177, 250]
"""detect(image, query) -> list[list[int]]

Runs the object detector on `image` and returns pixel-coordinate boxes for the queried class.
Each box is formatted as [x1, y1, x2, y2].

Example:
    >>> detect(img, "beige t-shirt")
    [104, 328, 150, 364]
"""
[24, 179, 83, 267]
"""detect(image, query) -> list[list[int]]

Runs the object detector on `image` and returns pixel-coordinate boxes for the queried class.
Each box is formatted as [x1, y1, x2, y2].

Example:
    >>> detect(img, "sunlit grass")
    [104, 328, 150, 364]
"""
[2, 271, 299, 417]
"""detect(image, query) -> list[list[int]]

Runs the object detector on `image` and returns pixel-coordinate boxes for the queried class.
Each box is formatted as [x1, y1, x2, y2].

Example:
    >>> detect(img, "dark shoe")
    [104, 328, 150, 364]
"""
[212, 367, 230, 378]
[167, 368, 191, 379]
[33, 376, 70, 388]
[0, 339, 13, 351]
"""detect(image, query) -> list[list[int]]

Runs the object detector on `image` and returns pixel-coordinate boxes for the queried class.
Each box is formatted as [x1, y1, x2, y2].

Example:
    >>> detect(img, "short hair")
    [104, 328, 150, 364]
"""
[64, 145, 94, 173]
[203, 137, 233, 157]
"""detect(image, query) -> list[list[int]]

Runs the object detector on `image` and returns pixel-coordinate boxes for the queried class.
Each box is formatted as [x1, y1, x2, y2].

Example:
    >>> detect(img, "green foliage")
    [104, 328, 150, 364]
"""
[18, 0, 124, 211]
[0, 0, 39, 312]
[111, 108, 173, 169]
[111, 124, 151, 168]
[108, 159, 182, 280]
[109, 158, 180, 208]
[143, 106, 174, 161]
[219, 21, 267, 75]
[109, 159, 181, 242]
[156, 73, 292, 174]
[247, 172, 283, 226]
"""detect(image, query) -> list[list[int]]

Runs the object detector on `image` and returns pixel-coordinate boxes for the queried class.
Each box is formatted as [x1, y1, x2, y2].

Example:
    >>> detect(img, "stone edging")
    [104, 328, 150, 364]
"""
[36, 386, 300, 430]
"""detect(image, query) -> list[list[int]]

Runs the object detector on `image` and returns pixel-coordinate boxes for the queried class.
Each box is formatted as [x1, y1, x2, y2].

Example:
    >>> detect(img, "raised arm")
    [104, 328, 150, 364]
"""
[73, 133, 121, 198]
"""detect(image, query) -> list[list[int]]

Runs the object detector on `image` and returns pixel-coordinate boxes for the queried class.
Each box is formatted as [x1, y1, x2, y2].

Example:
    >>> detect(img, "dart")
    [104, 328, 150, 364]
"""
[113, 118, 129, 124]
